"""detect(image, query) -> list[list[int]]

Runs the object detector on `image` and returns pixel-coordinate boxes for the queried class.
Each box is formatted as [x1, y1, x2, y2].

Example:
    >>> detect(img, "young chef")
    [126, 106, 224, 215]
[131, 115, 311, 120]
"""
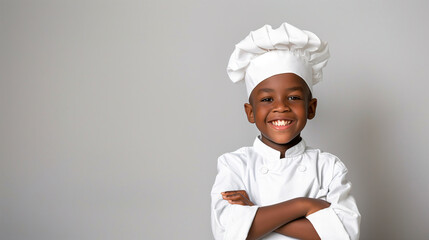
[211, 22, 361, 240]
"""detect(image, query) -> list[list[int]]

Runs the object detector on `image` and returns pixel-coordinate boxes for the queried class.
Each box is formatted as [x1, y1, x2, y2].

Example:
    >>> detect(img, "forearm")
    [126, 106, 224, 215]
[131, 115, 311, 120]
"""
[246, 197, 329, 240]
[246, 198, 307, 240]
[274, 218, 320, 240]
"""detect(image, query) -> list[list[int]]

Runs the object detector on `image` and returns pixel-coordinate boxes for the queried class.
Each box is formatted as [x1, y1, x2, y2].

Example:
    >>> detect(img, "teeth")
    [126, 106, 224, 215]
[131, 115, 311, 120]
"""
[272, 120, 291, 126]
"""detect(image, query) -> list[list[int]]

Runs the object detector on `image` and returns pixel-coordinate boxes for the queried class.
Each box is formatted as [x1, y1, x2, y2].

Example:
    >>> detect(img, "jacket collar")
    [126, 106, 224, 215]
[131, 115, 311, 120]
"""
[253, 136, 306, 160]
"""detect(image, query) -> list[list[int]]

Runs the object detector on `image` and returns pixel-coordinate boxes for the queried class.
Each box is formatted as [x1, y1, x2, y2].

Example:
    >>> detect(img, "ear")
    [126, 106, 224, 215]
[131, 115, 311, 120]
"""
[244, 103, 255, 123]
[307, 98, 317, 120]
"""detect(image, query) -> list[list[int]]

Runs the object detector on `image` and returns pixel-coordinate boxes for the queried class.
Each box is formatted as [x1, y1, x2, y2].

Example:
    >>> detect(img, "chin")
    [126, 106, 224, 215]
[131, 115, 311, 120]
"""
[271, 137, 295, 145]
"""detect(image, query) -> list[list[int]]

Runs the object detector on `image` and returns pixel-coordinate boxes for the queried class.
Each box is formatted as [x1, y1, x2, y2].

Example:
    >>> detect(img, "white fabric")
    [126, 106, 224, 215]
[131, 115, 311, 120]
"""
[227, 22, 329, 97]
[211, 137, 361, 240]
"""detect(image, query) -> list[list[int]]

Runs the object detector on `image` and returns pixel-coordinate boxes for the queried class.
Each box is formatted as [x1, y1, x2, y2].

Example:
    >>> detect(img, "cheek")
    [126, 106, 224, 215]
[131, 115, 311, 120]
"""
[254, 110, 270, 124]
[294, 104, 309, 118]
[255, 111, 266, 122]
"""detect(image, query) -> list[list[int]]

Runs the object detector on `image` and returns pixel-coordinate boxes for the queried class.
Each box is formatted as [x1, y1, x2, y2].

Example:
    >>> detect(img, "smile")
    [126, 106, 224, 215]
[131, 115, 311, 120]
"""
[269, 119, 293, 130]
[271, 120, 292, 126]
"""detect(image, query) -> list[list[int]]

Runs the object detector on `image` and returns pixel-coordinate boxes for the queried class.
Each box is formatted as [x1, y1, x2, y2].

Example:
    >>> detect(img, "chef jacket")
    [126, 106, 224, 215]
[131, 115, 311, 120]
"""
[211, 137, 360, 240]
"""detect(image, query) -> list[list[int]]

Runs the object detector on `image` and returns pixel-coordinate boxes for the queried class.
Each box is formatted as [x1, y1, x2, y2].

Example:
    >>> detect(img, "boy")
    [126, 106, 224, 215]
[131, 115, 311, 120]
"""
[211, 22, 360, 240]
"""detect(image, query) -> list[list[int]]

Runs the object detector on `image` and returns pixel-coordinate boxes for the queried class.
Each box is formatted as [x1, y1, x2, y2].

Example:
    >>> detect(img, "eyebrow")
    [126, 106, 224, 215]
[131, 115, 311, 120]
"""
[285, 86, 304, 91]
[257, 88, 275, 93]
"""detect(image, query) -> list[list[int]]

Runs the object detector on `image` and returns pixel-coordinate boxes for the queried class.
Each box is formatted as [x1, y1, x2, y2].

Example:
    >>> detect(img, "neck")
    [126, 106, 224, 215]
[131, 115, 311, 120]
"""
[260, 135, 302, 158]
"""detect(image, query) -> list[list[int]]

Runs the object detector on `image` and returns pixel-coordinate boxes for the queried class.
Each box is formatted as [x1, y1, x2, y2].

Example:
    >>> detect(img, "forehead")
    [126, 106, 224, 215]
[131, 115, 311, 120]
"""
[252, 73, 310, 95]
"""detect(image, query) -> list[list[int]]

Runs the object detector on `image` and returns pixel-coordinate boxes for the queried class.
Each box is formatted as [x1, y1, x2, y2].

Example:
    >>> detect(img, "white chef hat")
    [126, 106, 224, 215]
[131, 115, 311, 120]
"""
[227, 22, 330, 97]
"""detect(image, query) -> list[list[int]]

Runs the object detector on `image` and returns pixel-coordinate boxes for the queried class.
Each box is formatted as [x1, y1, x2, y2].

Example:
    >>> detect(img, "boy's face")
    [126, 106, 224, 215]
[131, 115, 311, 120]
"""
[244, 73, 317, 151]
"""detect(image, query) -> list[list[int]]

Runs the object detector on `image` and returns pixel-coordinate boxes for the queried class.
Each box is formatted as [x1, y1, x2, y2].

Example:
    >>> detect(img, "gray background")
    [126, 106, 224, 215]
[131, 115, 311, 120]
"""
[1, 0, 429, 239]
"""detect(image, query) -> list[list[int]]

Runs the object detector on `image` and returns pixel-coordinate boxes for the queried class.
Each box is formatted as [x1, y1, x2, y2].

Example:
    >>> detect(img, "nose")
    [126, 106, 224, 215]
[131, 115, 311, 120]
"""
[273, 100, 290, 112]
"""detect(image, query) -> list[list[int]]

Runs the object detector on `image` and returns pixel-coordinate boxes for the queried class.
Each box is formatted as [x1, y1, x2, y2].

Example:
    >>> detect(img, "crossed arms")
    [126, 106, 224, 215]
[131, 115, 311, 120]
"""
[222, 190, 329, 240]
[211, 154, 360, 240]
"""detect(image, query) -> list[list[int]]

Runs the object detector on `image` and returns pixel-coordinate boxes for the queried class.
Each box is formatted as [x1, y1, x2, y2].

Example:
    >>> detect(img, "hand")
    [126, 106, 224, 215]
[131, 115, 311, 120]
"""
[221, 190, 254, 206]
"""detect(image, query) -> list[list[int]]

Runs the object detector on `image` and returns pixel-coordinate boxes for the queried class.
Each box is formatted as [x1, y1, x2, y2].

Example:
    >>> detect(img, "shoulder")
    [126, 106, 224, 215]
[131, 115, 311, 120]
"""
[217, 146, 253, 171]
[304, 146, 348, 173]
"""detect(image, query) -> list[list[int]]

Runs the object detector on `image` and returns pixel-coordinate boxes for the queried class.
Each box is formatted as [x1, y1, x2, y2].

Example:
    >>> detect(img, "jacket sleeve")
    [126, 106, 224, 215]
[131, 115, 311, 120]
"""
[211, 155, 259, 240]
[306, 159, 361, 240]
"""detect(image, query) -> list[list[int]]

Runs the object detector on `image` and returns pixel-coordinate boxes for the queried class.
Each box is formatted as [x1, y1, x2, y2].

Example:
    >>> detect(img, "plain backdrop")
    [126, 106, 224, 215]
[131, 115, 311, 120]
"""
[1, 0, 429, 239]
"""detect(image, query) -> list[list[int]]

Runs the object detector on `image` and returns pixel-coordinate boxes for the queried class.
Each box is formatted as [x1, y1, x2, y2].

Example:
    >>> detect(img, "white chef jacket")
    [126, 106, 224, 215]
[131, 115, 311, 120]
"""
[211, 137, 360, 240]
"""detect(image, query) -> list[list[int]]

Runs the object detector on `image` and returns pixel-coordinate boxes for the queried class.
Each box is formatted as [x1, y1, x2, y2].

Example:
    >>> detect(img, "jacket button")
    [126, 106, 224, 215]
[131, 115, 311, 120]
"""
[260, 166, 269, 174]
[298, 165, 307, 172]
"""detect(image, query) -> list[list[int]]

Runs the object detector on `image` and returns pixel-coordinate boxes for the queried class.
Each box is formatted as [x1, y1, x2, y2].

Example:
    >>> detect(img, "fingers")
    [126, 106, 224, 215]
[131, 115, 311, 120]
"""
[236, 190, 250, 199]
[221, 190, 248, 198]
[221, 190, 254, 206]
[221, 192, 242, 200]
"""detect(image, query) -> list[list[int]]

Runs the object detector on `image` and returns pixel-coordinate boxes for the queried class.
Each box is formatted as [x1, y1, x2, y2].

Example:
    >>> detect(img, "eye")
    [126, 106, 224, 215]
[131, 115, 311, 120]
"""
[288, 96, 302, 100]
[261, 97, 273, 102]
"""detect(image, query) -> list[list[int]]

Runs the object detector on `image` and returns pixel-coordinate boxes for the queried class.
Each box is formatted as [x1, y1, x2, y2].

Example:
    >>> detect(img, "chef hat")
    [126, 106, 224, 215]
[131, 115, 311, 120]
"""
[227, 22, 330, 97]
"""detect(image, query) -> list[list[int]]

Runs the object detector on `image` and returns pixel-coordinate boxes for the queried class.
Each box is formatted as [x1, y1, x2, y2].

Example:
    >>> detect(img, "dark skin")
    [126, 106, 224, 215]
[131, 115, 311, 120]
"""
[222, 73, 330, 240]
[222, 191, 327, 240]
[244, 73, 317, 158]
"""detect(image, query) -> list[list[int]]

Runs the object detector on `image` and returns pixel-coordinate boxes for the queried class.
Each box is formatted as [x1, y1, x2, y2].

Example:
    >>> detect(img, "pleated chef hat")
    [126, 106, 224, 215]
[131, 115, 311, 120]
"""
[227, 22, 330, 97]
